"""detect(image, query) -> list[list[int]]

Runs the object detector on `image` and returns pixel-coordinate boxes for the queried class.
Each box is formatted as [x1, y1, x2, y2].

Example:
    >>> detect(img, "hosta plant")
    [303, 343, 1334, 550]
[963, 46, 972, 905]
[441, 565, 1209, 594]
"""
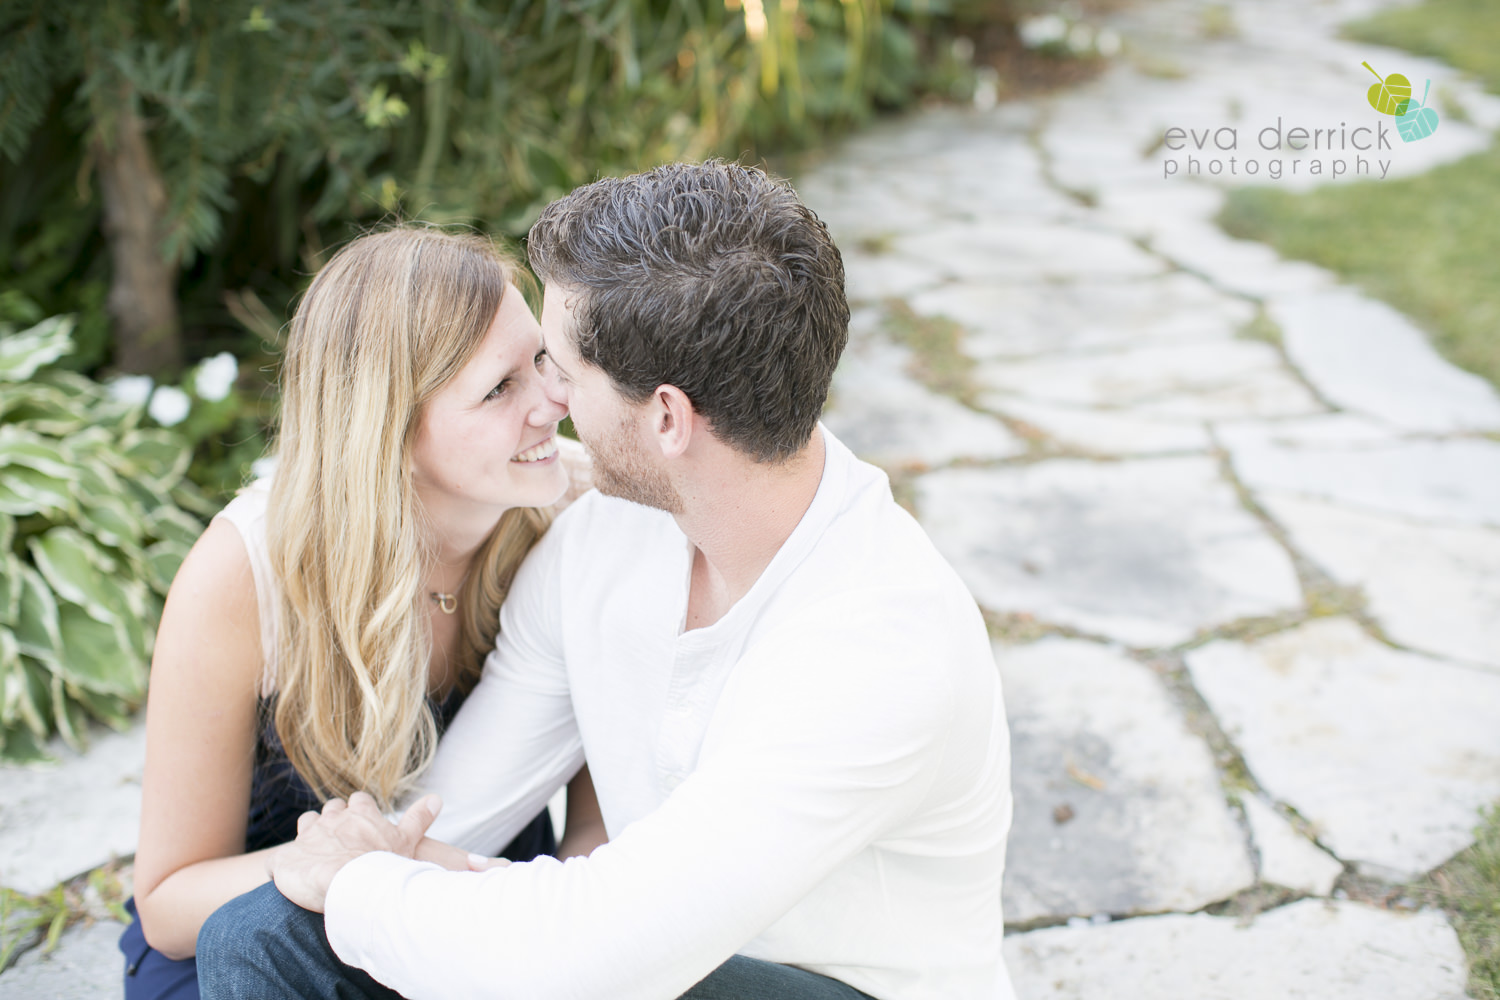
[0, 316, 208, 763]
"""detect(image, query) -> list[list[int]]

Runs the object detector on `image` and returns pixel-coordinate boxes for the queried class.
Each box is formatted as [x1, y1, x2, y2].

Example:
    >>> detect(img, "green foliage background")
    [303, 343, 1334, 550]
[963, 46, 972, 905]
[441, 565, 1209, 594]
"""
[0, 0, 1003, 753]
[0, 0, 976, 373]
[0, 315, 207, 761]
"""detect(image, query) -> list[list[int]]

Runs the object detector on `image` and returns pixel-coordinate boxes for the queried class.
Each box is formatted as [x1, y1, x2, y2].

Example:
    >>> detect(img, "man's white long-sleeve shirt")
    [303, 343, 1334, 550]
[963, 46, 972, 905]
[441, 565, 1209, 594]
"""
[324, 428, 1014, 1000]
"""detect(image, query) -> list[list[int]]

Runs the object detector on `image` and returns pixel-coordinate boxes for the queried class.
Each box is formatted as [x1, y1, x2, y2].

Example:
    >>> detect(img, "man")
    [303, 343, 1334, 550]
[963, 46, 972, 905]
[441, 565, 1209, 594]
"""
[198, 162, 1013, 1000]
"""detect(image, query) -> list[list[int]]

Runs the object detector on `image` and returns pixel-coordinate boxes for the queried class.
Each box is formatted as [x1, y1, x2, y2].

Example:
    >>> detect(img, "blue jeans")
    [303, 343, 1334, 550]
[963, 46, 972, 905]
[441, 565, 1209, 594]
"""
[199, 882, 874, 1000]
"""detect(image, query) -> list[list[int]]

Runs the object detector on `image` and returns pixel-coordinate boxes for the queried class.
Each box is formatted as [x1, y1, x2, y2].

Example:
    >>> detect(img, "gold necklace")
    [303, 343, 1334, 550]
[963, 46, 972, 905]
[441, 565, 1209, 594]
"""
[430, 591, 458, 614]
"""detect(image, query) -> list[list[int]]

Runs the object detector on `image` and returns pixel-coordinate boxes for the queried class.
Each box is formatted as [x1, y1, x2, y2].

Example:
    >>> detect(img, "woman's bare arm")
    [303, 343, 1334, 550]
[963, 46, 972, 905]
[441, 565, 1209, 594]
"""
[131, 519, 274, 959]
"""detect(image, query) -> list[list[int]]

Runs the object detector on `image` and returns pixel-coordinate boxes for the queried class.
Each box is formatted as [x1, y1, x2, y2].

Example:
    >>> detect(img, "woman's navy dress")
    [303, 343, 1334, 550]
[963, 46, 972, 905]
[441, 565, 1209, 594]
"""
[119, 690, 555, 1000]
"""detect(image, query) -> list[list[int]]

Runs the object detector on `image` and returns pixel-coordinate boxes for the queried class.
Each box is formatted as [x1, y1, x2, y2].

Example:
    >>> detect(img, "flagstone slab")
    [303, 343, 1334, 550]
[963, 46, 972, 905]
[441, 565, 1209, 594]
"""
[839, 248, 950, 304]
[893, 223, 1166, 284]
[1213, 413, 1401, 452]
[1003, 899, 1467, 1000]
[1227, 435, 1500, 529]
[1240, 795, 1344, 897]
[1147, 222, 1337, 299]
[909, 272, 1254, 361]
[1186, 618, 1500, 877]
[916, 457, 1302, 647]
[824, 341, 1024, 469]
[0, 723, 146, 895]
[1270, 289, 1500, 433]
[999, 639, 1253, 924]
[974, 340, 1323, 422]
[986, 398, 1212, 456]
[2, 918, 124, 1000]
[1261, 494, 1500, 671]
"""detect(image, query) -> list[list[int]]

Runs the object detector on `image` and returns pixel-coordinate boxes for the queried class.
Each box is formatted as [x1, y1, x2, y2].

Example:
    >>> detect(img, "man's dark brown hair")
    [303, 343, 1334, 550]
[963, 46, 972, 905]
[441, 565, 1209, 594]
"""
[526, 160, 849, 463]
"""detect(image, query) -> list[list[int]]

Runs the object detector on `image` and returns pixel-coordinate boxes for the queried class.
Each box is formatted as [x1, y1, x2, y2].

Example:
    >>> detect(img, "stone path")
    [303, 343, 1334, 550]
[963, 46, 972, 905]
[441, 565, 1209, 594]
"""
[3, 0, 1499, 995]
[807, 0, 1500, 994]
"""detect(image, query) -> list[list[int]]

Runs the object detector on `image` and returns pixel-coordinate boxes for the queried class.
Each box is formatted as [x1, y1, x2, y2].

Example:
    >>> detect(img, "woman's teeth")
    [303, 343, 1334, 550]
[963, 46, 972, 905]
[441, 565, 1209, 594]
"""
[512, 438, 558, 463]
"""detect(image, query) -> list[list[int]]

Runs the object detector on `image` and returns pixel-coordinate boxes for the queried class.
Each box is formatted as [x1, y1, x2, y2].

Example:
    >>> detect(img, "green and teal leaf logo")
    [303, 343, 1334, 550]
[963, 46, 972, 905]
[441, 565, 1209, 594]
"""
[1363, 62, 1412, 115]
[1396, 80, 1440, 142]
[1362, 62, 1439, 143]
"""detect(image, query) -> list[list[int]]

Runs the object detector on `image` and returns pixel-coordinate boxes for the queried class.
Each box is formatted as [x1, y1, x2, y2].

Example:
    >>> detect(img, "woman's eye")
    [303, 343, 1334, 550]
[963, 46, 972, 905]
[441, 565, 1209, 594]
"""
[535, 349, 549, 369]
[485, 380, 511, 401]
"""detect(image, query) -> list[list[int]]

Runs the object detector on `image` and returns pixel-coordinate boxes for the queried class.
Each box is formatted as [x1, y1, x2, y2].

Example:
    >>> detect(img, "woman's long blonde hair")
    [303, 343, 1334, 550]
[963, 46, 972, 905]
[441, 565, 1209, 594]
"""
[267, 226, 550, 808]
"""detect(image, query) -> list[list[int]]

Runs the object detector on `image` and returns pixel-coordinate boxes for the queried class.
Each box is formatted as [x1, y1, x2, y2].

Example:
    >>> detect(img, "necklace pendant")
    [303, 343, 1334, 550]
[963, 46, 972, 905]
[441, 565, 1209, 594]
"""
[431, 591, 458, 615]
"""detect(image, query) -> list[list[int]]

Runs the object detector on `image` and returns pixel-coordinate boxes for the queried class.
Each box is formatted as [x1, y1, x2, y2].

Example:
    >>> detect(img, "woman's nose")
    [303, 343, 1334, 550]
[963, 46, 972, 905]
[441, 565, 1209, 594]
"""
[528, 371, 569, 425]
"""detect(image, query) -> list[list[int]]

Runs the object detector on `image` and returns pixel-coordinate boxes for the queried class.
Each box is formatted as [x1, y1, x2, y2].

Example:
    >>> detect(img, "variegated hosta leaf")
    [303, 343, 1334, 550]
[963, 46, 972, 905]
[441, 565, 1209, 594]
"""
[27, 527, 132, 622]
[0, 628, 20, 727]
[0, 465, 74, 516]
[76, 460, 128, 505]
[0, 382, 93, 434]
[18, 657, 53, 738]
[144, 540, 191, 596]
[54, 603, 146, 698]
[68, 685, 137, 732]
[51, 671, 89, 750]
[0, 427, 76, 480]
[2, 316, 208, 752]
[0, 316, 75, 382]
[77, 495, 147, 551]
[0, 721, 50, 763]
[13, 564, 61, 662]
[145, 507, 205, 549]
[115, 430, 192, 490]
[1, 553, 21, 623]
[171, 481, 221, 519]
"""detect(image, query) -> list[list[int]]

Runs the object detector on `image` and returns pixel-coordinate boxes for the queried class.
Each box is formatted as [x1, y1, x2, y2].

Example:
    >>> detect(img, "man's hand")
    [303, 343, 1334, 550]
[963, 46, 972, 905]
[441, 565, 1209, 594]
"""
[270, 792, 442, 913]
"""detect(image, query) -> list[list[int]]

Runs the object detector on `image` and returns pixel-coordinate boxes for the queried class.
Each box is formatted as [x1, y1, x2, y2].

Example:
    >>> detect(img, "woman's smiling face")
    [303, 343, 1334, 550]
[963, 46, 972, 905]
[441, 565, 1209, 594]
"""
[410, 286, 570, 514]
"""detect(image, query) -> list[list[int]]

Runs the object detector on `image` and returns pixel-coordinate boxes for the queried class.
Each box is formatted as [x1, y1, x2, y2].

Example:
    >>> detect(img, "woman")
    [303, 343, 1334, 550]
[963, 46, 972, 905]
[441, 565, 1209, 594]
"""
[121, 227, 603, 1000]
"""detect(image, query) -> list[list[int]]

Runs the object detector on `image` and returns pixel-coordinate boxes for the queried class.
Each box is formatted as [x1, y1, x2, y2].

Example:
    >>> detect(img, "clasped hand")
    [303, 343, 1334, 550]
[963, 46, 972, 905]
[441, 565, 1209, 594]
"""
[270, 791, 510, 913]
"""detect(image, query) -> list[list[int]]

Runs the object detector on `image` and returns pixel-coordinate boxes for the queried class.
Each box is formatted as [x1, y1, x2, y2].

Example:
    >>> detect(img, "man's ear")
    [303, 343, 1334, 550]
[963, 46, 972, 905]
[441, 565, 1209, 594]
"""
[649, 385, 696, 459]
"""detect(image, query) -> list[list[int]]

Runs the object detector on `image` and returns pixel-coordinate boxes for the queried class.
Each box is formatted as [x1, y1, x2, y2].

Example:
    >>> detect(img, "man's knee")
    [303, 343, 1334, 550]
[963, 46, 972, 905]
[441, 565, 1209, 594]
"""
[197, 882, 322, 996]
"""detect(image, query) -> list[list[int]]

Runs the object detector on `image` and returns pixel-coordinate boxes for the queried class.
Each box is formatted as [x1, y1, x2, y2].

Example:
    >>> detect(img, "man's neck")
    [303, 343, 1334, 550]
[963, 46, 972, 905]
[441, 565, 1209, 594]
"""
[677, 430, 826, 632]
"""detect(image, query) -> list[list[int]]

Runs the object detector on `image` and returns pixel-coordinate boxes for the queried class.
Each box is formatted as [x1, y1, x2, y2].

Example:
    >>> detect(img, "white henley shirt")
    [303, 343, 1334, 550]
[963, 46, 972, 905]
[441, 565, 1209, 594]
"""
[324, 428, 1015, 1000]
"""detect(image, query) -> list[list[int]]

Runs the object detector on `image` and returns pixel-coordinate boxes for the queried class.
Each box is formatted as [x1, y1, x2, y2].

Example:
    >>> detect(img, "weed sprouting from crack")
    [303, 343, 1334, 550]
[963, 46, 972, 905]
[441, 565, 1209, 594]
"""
[1141, 650, 1260, 801]
[982, 609, 1097, 645]
[1203, 884, 1300, 922]
[881, 298, 982, 408]
[0, 861, 131, 973]
[1236, 305, 1284, 346]
[1208, 439, 1381, 639]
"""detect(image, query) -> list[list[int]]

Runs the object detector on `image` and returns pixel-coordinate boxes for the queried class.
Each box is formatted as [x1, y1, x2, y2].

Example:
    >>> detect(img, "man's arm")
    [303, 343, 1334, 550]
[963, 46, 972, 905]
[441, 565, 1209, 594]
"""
[419, 513, 586, 855]
[324, 597, 963, 1000]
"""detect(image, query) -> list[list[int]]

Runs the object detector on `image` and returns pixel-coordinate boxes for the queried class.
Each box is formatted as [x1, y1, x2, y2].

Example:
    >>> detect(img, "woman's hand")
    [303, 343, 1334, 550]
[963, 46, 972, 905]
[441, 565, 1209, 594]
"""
[271, 793, 443, 913]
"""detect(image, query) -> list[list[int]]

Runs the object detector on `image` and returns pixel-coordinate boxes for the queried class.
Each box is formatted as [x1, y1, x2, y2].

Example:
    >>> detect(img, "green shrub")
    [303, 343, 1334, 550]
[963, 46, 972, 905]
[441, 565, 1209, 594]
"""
[0, 316, 209, 762]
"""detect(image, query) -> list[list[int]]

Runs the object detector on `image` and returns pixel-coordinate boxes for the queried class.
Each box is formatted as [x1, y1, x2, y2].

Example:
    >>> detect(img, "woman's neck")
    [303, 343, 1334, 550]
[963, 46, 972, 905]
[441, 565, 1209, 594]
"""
[417, 491, 510, 581]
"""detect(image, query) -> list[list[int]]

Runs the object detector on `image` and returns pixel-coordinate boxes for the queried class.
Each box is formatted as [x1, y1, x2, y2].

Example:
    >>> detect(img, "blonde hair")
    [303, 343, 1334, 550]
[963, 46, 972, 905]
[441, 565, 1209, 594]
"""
[267, 226, 550, 808]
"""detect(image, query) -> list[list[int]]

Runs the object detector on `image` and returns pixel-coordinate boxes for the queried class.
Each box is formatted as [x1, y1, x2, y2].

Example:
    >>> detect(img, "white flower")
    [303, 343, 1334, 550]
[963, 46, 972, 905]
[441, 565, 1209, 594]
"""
[1068, 23, 1095, 53]
[148, 385, 191, 427]
[1019, 14, 1068, 49]
[1096, 28, 1122, 57]
[973, 67, 1000, 112]
[107, 374, 154, 407]
[194, 352, 238, 402]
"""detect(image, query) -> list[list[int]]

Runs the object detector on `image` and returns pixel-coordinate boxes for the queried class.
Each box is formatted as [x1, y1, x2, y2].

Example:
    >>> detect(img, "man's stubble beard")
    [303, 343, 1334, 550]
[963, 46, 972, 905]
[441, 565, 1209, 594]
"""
[580, 415, 684, 515]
